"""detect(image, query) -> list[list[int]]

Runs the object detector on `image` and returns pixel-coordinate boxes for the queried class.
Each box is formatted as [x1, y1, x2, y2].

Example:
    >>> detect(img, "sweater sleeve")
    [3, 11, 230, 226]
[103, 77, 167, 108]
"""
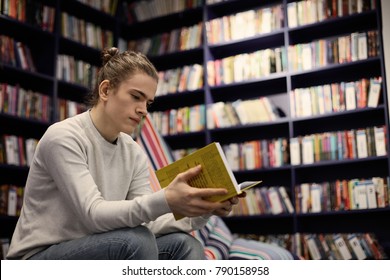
[144, 212, 211, 236]
[39, 125, 172, 232]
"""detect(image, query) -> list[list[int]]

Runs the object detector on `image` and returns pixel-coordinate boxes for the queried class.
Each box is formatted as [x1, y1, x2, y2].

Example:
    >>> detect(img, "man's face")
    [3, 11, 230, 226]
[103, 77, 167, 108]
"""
[104, 73, 157, 136]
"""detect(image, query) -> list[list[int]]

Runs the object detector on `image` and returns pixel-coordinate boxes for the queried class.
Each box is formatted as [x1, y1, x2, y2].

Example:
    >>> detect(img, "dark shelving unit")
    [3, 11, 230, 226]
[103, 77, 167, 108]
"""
[1, 0, 389, 258]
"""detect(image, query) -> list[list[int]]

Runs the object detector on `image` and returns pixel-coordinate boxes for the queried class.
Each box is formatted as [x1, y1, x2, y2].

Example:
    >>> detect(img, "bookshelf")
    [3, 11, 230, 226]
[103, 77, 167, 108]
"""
[0, 0, 120, 247]
[120, 0, 390, 258]
[1, 0, 389, 259]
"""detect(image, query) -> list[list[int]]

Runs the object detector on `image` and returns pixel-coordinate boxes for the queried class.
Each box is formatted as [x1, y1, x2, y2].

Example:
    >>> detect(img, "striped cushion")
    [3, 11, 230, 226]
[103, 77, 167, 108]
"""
[203, 216, 233, 260]
[191, 216, 233, 260]
[138, 116, 174, 170]
[229, 238, 294, 260]
[137, 116, 174, 192]
[190, 217, 215, 247]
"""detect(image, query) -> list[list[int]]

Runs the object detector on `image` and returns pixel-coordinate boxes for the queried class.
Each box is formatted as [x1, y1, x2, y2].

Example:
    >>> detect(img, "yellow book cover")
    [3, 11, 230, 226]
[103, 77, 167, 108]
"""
[155, 142, 262, 219]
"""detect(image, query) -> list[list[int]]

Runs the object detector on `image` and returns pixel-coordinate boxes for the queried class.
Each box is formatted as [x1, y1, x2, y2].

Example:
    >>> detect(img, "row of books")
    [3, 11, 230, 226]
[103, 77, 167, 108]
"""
[0, 135, 38, 167]
[0, 0, 55, 32]
[61, 12, 114, 50]
[155, 73, 383, 130]
[207, 97, 280, 128]
[56, 54, 99, 89]
[155, 64, 203, 96]
[127, 22, 202, 57]
[288, 30, 379, 71]
[170, 137, 290, 171]
[0, 36, 36, 72]
[171, 147, 197, 161]
[150, 104, 206, 135]
[152, 113, 386, 165]
[287, 0, 376, 28]
[290, 125, 387, 166]
[1, 35, 106, 82]
[207, 46, 287, 86]
[290, 77, 382, 118]
[0, 184, 24, 217]
[301, 233, 386, 260]
[233, 176, 389, 216]
[238, 232, 387, 260]
[157, 125, 386, 171]
[157, 74, 382, 130]
[76, 0, 118, 16]
[0, 83, 52, 122]
[121, 0, 203, 23]
[222, 139, 290, 171]
[206, 4, 283, 45]
[295, 177, 389, 213]
[57, 98, 87, 122]
[130, 30, 377, 87]
[231, 186, 294, 216]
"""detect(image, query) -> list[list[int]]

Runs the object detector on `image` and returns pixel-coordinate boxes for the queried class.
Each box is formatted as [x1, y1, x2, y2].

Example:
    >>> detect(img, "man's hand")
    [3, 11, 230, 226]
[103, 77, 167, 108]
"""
[212, 192, 246, 217]
[164, 165, 233, 218]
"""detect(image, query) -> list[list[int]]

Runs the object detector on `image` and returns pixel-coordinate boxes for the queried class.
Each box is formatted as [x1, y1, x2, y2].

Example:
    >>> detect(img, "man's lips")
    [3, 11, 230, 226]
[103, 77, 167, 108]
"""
[129, 117, 141, 124]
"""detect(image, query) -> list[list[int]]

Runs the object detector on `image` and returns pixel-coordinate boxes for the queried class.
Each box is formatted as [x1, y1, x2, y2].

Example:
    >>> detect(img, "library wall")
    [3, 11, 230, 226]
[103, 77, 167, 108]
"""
[1, 0, 390, 260]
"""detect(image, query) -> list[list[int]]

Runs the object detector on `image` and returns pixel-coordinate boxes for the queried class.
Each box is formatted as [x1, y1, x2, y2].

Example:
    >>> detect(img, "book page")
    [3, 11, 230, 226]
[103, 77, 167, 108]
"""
[238, 181, 262, 192]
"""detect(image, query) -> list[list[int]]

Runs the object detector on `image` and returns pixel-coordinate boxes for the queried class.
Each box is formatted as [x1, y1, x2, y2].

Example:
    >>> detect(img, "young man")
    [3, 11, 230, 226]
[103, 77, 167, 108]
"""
[7, 48, 239, 260]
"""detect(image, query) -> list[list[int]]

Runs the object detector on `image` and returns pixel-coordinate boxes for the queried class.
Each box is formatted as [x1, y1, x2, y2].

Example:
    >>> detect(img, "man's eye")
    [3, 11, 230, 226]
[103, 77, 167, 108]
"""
[132, 94, 141, 100]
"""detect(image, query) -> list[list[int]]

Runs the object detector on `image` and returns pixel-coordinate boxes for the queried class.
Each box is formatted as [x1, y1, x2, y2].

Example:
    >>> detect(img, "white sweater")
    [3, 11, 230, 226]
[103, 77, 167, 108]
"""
[7, 111, 208, 259]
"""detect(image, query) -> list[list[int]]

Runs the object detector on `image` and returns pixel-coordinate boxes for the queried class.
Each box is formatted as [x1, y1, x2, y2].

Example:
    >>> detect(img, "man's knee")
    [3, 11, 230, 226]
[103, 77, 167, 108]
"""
[158, 232, 205, 260]
[178, 233, 205, 259]
[108, 226, 158, 259]
[176, 233, 204, 249]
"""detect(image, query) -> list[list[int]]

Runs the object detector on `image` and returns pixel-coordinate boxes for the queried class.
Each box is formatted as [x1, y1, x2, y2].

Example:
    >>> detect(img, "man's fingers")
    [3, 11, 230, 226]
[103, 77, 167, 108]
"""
[176, 165, 228, 197]
[178, 165, 202, 181]
[237, 192, 247, 198]
[194, 187, 228, 198]
[191, 197, 231, 214]
[228, 196, 239, 204]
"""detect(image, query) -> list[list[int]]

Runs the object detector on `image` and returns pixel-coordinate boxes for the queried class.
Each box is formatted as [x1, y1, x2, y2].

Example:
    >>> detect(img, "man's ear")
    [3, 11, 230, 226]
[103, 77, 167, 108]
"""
[98, 80, 110, 100]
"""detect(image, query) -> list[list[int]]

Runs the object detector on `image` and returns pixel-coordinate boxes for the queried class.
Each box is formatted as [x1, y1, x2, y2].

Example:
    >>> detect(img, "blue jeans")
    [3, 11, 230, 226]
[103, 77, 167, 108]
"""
[29, 226, 205, 260]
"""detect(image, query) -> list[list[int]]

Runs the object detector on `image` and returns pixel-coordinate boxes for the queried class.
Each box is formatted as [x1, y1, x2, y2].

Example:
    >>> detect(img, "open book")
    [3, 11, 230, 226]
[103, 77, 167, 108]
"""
[155, 142, 262, 219]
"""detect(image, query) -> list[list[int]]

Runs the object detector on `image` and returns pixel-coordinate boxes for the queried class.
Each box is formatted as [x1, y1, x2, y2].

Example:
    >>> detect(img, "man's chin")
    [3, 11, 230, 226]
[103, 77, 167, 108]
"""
[122, 126, 136, 136]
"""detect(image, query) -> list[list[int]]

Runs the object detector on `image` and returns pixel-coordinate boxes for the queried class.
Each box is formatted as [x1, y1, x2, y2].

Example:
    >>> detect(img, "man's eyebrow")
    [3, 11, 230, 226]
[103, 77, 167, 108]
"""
[133, 89, 154, 103]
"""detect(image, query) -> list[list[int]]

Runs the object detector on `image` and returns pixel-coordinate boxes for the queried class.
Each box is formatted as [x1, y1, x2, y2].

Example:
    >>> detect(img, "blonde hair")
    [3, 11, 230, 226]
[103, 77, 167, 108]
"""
[86, 47, 158, 107]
